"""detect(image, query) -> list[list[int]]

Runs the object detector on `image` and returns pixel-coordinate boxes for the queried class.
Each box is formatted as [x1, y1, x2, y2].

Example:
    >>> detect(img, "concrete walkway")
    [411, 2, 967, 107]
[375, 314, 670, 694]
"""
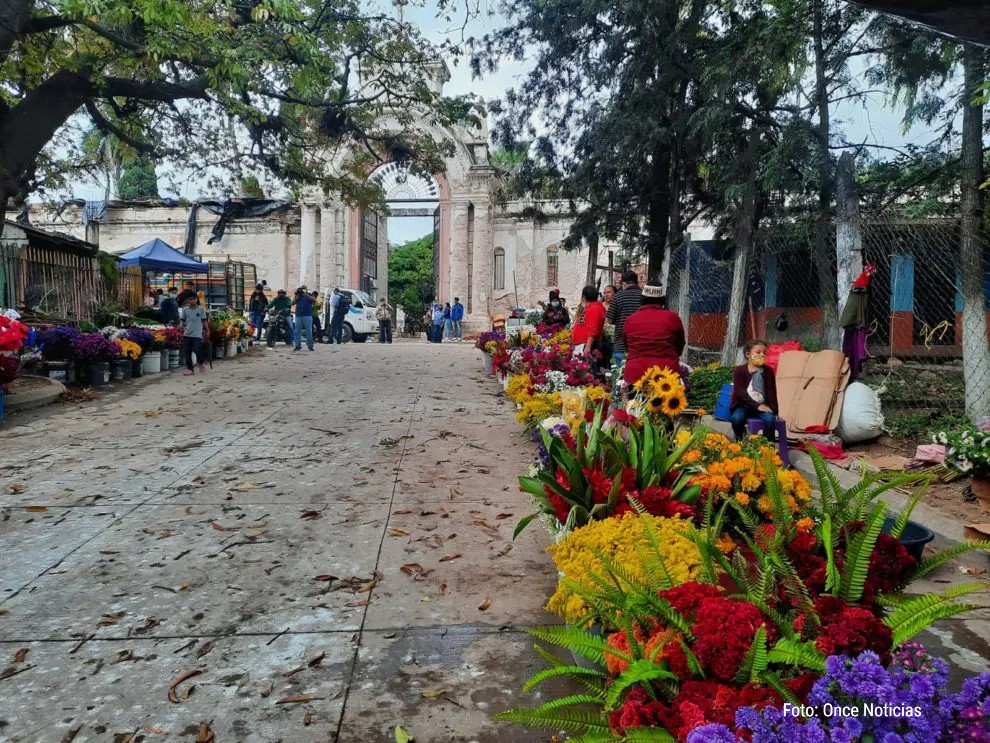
[0, 342, 559, 742]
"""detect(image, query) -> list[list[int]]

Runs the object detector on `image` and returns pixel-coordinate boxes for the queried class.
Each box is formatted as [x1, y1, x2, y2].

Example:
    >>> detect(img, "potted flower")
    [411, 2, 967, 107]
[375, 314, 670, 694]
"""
[35, 325, 80, 382]
[113, 339, 140, 381]
[164, 327, 183, 368]
[70, 333, 119, 386]
[936, 425, 990, 509]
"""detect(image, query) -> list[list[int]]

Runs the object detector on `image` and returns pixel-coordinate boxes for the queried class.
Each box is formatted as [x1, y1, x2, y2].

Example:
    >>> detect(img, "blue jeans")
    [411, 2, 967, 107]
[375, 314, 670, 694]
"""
[295, 315, 314, 350]
[249, 311, 265, 340]
[330, 312, 345, 343]
[731, 406, 776, 441]
[443, 319, 453, 338]
[612, 351, 625, 370]
[433, 323, 444, 343]
[379, 319, 392, 343]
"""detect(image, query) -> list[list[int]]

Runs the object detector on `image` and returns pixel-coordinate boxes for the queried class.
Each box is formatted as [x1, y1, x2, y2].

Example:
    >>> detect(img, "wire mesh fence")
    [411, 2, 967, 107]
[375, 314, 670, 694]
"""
[672, 214, 990, 428]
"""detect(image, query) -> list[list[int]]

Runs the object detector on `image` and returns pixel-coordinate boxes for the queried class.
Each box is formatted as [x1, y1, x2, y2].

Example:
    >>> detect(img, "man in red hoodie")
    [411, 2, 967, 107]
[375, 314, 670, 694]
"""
[621, 281, 685, 386]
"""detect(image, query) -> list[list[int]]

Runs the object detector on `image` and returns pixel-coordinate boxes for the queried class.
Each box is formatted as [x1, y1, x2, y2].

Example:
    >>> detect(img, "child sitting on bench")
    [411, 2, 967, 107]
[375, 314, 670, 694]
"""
[731, 339, 778, 441]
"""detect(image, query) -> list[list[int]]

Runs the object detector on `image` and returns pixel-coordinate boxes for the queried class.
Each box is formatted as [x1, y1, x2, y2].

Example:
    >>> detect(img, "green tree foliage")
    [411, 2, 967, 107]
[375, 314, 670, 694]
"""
[0, 0, 478, 222]
[240, 176, 265, 199]
[388, 233, 434, 325]
[116, 157, 159, 200]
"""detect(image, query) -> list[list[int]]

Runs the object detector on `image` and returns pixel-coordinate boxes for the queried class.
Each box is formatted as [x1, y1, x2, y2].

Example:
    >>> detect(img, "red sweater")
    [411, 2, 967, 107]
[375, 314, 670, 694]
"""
[571, 301, 606, 346]
[621, 306, 685, 385]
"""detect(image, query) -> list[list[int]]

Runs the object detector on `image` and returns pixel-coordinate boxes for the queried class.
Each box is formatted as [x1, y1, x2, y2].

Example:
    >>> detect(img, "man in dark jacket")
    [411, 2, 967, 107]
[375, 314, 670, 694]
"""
[607, 270, 643, 370]
[159, 286, 180, 326]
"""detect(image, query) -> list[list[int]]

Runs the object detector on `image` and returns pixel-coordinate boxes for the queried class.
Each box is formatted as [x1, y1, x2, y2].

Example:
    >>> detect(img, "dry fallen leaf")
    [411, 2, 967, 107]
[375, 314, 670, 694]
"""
[395, 725, 414, 743]
[303, 712, 314, 726]
[345, 600, 369, 607]
[495, 513, 514, 520]
[210, 521, 237, 532]
[195, 641, 215, 659]
[387, 527, 409, 537]
[400, 563, 425, 575]
[24, 505, 47, 512]
[478, 598, 492, 611]
[5, 483, 26, 494]
[14, 648, 28, 663]
[313, 574, 337, 582]
[421, 689, 447, 698]
[438, 554, 462, 562]
[439, 583, 447, 595]
[167, 669, 203, 703]
[276, 693, 324, 704]
[231, 482, 257, 492]
[195, 722, 215, 743]
[300, 510, 320, 520]
[308, 652, 326, 668]
[393, 509, 412, 515]
[245, 528, 267, 539]
[143, 725, 166, 735]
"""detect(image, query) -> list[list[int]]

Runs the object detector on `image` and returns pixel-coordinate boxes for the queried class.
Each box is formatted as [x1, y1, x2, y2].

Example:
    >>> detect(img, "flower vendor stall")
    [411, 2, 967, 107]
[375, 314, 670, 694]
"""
[477, 323, 990, 742]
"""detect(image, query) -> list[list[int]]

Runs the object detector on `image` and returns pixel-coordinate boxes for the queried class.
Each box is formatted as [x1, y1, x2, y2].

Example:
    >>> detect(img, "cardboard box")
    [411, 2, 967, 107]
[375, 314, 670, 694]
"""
[775, 350, 851, 436]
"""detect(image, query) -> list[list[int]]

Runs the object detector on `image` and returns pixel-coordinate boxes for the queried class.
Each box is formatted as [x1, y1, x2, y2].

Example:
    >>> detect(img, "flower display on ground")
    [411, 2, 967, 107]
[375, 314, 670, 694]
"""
[0, 354, 18, 387]
[546, 514, 701, 626]
[630, 365, 689, 420]
[71, 333, 121, 362]
[36, 326, 81, 361]
[0, 315, 29, 352]
[934, 425, 990, 475]
[505, 373, 533, 403]
[516, 392, 562, 427]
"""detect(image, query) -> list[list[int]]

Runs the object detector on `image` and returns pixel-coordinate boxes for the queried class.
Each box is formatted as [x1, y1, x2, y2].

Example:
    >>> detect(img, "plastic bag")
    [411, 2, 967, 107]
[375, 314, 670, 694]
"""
[766, 340, 802, 372]
[835, 382, 885, 444]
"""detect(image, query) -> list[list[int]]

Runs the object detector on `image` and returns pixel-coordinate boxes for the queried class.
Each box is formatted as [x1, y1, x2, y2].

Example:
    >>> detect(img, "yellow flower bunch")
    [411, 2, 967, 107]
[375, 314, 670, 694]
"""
[116, 339, 142, 360]
[585, 385, 611, 405]
[546, 514, 702, 625]
[483, 340, 501, 354]
[506, 373, 533, 404]
[548, 328, 572, 346]
[633, 366, 688, 419]
[516, 392, 562, 425]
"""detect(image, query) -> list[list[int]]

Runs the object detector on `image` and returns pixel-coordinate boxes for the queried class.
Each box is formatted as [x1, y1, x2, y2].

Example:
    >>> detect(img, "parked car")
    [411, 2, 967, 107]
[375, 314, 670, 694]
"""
[319, 288, 379, 343]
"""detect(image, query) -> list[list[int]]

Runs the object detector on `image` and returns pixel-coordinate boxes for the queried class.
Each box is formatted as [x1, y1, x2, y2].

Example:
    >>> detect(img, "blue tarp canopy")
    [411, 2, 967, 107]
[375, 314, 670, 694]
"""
[117, 238, 209, 273]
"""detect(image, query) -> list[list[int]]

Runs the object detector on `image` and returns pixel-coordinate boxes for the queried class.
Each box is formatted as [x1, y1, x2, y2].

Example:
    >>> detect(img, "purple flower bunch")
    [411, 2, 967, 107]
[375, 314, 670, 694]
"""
[474, 330, 506, 350]
[70, 333, 120, 362]
[688, 645, 990, 743]
[531, 423, 571, 472]
[121, 327, 156, 352]
[36, 326, 81, 361]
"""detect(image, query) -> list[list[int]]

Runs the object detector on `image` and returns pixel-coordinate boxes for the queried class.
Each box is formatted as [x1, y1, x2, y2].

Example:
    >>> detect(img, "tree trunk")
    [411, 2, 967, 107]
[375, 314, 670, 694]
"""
[835, 151, 863, 318]
[721, 131, 762, 366]
[812, 0, 840, 347]
[960, 45, 990, 423]
[585, 232, 599, 286]
[646, 146, 672, 281]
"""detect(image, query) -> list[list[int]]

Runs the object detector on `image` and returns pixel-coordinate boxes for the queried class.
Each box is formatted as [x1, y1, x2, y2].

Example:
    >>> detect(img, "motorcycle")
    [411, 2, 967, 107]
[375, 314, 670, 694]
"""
[265, 307, 294, 347]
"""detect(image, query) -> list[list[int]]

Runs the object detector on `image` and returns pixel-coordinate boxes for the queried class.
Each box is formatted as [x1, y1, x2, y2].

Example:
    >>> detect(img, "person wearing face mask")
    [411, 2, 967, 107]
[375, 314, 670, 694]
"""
[730, 339, 779, 441]
[571, 285, 606, 371]
[542, 289, 570, 329]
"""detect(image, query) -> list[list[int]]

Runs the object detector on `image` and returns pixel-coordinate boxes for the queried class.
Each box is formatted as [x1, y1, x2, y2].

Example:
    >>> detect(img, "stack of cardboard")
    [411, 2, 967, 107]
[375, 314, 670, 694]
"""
[775, 350, 851, 437]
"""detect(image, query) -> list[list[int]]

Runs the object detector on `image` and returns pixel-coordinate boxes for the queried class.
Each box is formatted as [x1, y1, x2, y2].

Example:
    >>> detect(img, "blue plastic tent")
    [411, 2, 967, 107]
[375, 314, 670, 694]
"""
[117, 238, 209, 273]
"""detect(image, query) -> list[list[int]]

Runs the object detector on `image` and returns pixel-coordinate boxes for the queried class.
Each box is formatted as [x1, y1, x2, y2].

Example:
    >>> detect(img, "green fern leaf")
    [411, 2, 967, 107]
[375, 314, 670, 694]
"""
[605, 659, 678, 708]
[493, 706, 610, 733]
[621, 729, 679, 742]
[884, 583, 987, 647]
[767, 638, 827, 672]
[761, 669, 802, 706]
[522, 665, 608, 695]
[888, 480, 928, 539]
[909, 541, 990, 580]
[734, 624, 768, 684]
[840, 503, 887, 604]
[526, 626, 618, 666]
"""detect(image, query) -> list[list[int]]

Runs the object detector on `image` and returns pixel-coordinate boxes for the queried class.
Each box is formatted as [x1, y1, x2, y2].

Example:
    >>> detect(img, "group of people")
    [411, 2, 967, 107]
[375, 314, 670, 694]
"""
[546, 271, 780, 442]
[425, 298, 465, 343]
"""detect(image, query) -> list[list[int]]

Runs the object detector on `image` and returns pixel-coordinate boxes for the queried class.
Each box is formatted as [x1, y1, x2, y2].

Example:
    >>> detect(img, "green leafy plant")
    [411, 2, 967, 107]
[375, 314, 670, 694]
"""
[686, 364, 733, 410]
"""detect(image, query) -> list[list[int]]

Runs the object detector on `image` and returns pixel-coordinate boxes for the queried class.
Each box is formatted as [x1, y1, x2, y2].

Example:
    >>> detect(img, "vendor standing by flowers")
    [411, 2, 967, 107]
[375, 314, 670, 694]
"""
[620, 281, 685, 387]
[542, 289, 570, 329]
[571, 285, 606, 371]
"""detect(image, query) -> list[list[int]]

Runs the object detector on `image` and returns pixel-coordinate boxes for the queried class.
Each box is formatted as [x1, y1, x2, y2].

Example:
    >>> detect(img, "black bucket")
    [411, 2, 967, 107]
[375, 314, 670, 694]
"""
[882, 517, 935, 563]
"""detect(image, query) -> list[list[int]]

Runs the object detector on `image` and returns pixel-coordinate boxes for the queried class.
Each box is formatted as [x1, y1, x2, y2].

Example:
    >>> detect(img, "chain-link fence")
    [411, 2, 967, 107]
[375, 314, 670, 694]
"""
[669, 214, 990, 430]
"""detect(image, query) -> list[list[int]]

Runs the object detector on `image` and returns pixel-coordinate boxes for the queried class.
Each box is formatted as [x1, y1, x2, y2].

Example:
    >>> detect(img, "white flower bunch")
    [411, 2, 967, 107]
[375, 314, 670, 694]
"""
[100, 326, 126, 340]
[535, 370, 571, 393]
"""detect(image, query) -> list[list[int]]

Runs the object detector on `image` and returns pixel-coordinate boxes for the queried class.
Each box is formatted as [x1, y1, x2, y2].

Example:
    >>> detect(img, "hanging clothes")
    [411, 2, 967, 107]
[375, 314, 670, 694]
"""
[840, 264, 876, 380]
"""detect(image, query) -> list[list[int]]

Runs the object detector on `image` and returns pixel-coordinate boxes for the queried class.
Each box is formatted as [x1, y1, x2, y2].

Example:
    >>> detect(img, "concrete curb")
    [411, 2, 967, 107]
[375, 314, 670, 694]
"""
[4, 375, 65, 412]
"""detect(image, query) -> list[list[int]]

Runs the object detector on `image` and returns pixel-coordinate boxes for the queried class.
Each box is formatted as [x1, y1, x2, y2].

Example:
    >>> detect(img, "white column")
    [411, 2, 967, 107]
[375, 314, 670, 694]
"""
[319, 206, 335, 290]
[299, 204, 317, 288]
[468, 200, 492, 325]
[448, 201, 471, 305]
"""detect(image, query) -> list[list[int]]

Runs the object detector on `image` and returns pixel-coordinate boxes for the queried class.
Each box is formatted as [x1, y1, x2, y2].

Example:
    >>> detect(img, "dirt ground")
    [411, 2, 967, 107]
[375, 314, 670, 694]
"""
[841, 435, 988, 525]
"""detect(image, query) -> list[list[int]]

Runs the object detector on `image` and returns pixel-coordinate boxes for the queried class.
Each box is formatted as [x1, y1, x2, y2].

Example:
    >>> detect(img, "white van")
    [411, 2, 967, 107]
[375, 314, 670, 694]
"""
[320, 287, 379, 343]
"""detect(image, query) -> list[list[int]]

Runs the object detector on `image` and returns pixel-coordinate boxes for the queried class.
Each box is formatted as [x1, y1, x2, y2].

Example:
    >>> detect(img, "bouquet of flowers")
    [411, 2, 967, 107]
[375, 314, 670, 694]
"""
[626, 365, 688, 421]
[121, 328, 156, 352]
[36, 326, 81, 361]
[0, 315, 29, 352]
[474, 330, 505, 352]
[115, 339, 143, 360]
[934, 425, 990, 475]
[71, 333, 121, 362]
[0, 354, 18, 387]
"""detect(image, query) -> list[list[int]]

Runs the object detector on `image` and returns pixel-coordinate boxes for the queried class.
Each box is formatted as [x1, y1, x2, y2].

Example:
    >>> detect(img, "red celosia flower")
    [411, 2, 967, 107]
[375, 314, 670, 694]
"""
[658, 582, 723, 618]
[691, 597, 776, 681]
